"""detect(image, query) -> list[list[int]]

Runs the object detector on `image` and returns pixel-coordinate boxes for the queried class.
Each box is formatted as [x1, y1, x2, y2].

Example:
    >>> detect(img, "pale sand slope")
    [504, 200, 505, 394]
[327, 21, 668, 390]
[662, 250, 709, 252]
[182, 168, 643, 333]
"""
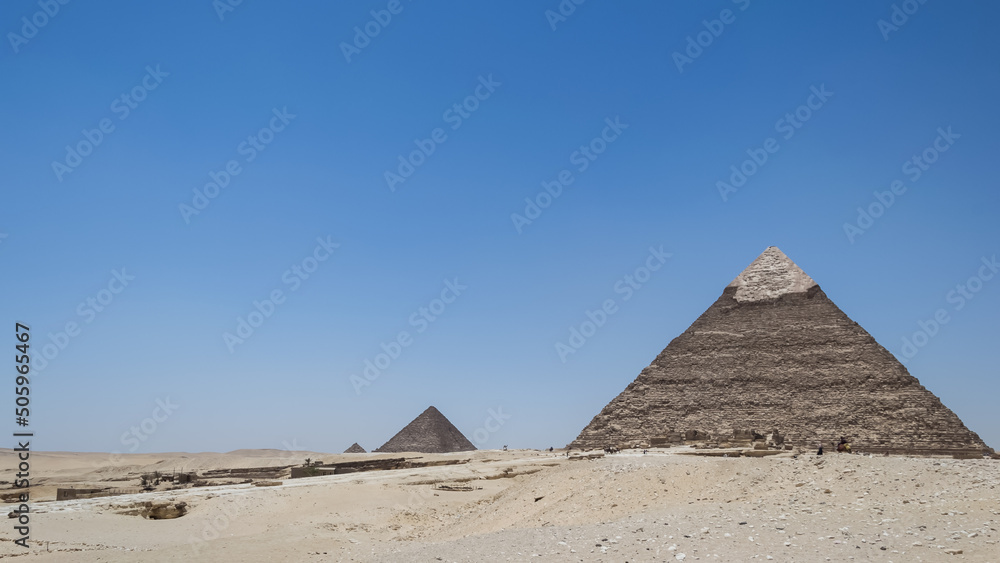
[0, 450, 997, 562]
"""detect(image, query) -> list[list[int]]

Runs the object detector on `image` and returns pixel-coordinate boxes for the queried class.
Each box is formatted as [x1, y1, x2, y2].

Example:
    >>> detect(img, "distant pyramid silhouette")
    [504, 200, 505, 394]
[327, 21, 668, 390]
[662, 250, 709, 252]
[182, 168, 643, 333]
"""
[569, 246, 989, 455]
[343, 443, 366, 454]
[375, 406, 477, 453]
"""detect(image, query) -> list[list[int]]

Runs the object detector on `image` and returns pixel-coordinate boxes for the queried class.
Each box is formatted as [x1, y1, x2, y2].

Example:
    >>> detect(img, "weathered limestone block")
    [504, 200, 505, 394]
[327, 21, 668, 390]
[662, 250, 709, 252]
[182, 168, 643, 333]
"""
[684, 430, 711, 442]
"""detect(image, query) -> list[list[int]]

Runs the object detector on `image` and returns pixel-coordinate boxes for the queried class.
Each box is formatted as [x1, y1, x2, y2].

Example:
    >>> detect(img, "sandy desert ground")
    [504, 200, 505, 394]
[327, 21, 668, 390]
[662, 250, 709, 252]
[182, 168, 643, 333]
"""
[0, 448, 998, 562]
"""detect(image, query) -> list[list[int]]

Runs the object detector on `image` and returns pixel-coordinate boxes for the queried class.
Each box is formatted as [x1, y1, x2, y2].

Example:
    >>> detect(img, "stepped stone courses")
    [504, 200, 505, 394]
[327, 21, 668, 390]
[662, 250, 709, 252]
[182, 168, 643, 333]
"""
[375, 406, 477, 454]
[343, 443, 366, 454]
[569, 246, 989, 455]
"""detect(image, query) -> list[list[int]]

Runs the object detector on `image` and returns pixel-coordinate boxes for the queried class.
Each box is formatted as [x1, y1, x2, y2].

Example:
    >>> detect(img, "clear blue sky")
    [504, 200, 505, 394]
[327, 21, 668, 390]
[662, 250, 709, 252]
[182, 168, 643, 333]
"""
[2, 1, 998, 454]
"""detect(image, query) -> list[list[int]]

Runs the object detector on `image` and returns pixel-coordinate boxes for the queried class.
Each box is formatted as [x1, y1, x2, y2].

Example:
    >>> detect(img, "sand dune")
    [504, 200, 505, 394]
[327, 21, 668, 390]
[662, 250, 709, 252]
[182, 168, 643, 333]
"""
[1, 448, 997, 561]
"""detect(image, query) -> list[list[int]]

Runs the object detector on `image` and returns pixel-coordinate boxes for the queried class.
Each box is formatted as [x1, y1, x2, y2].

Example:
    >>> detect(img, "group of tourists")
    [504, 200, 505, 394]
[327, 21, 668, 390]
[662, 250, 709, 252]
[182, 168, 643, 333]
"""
[817, 436, 852, 455]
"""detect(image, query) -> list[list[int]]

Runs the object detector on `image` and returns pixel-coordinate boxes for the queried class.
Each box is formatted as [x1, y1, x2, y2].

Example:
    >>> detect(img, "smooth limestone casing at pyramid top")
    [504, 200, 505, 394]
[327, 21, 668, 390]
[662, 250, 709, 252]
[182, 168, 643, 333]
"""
[569, 247, 989, 455]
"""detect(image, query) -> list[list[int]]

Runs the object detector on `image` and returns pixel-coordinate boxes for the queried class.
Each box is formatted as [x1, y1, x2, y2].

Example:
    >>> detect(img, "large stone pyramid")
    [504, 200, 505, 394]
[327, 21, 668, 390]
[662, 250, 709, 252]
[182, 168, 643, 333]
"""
[343, 443, 366, 454]
[569, 246, 989, 455]
[375, 406, 477, 453]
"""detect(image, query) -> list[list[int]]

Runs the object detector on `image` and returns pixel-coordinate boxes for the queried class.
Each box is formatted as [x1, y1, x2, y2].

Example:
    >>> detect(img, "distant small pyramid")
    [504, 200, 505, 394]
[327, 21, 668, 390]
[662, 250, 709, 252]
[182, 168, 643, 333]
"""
[343, 443, 366, 454]
[569, 246, 989, 455]
[375, 406, 477, 453]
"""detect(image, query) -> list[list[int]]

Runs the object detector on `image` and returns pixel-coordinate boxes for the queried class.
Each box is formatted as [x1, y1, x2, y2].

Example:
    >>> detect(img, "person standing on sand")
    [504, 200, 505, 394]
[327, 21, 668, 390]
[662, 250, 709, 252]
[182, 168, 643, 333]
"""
[817, 443, 824, 455]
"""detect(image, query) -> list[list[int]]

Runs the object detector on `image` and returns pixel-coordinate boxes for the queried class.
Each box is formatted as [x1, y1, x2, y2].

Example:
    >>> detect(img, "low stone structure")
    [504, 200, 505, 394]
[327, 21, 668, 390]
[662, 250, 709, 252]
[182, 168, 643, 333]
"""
[201, 466, 292, 479]
[56, 487, 142, 501]
[289, 457, 468, 478]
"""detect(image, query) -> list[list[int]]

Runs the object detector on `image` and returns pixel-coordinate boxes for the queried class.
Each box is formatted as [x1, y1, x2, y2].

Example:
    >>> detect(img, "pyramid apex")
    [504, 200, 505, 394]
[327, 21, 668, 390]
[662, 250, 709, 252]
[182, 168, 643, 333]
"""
[727, 246, 817, 302]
